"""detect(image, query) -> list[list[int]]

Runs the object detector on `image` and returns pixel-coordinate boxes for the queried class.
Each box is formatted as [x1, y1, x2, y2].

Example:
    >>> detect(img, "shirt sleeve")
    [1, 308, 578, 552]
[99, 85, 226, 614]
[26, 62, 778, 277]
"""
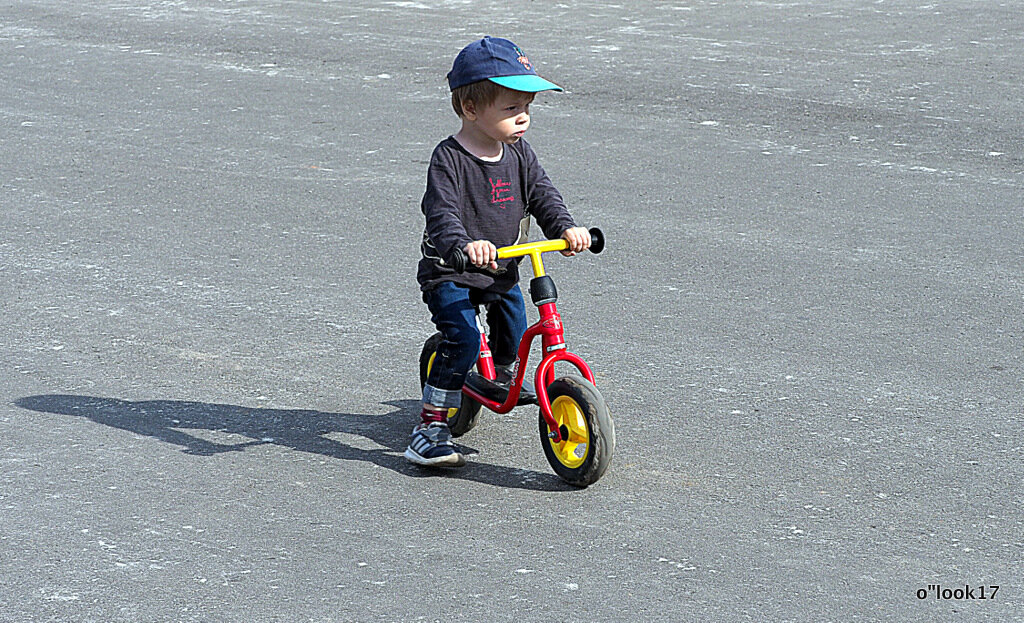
[520, 141, 577, 239]
[421, 146, 473, 260]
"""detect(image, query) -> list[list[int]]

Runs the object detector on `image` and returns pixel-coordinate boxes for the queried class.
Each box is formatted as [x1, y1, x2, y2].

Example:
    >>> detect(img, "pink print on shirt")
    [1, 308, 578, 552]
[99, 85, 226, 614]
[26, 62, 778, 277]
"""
[489, 177, 514, 206]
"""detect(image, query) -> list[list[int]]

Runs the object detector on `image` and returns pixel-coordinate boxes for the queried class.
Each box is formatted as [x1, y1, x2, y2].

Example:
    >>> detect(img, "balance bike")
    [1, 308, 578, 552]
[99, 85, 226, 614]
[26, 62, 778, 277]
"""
[419, 228, 614, 487]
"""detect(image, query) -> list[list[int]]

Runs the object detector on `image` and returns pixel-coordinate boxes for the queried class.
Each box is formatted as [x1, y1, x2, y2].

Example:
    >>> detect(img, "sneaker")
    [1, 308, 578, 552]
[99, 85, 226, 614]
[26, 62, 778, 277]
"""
[404, 422, 466, 468]
[498, 372, 537, 403]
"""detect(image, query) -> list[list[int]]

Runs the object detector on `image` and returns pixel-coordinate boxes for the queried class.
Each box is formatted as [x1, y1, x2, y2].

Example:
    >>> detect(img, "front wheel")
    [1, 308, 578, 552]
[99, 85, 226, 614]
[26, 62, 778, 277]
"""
[419, 333, 482, 437]
[540, 375, 615, 487]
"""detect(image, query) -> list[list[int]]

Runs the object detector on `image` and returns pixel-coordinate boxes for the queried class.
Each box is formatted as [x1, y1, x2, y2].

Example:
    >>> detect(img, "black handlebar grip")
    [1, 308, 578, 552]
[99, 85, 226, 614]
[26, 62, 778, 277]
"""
[588, 227, 605, 254]
[445, 248, 508, 276]
[445, 248, 468, 274]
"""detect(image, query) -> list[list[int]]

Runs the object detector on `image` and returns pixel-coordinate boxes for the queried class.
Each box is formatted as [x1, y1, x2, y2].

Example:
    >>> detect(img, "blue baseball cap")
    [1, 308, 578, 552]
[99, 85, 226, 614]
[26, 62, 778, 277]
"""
[447, 37, 563, 93]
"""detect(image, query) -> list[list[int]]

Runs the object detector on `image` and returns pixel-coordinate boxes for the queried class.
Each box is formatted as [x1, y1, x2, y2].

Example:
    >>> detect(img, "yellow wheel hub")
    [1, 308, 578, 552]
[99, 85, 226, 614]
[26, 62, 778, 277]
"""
[547, 396, 590, 468]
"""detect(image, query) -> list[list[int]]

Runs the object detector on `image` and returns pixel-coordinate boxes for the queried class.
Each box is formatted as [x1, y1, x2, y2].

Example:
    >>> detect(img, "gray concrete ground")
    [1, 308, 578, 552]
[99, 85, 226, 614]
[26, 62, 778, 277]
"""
[2, 1, 1022, 621]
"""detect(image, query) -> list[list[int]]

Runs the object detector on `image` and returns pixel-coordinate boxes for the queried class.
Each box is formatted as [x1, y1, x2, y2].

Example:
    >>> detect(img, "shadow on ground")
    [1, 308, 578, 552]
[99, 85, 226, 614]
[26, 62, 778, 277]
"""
[14, 394, 575, 492]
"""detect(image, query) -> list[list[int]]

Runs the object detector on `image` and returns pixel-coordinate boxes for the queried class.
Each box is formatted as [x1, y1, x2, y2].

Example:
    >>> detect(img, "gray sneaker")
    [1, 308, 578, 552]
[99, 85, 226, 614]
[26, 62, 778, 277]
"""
[404, 422, 466, 468]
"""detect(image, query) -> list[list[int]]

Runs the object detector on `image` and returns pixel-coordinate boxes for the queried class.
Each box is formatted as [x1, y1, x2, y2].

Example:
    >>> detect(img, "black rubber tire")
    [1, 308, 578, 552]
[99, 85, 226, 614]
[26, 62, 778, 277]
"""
[539, 375, 615, 487]
[418, 332, 483, 437]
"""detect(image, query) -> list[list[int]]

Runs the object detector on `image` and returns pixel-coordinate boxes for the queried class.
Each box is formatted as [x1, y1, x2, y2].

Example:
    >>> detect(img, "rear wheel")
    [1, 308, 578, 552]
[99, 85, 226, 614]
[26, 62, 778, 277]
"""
[419, 333, 482, 437]
[540, 375, 614, 487]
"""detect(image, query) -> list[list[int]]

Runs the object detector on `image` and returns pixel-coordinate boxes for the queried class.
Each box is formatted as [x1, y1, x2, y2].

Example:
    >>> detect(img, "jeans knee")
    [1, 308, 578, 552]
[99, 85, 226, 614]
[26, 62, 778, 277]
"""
[443, 325, 481, 368]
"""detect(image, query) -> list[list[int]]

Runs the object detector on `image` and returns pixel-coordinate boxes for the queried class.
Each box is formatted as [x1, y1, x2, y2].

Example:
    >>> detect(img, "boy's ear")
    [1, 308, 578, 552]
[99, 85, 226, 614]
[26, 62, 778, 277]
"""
[461, 99, 477, 120]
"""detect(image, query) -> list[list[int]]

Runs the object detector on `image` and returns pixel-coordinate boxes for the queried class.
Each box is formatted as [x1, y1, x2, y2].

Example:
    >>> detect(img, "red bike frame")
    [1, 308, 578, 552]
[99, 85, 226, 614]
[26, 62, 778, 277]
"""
[462, 302, 595, 444]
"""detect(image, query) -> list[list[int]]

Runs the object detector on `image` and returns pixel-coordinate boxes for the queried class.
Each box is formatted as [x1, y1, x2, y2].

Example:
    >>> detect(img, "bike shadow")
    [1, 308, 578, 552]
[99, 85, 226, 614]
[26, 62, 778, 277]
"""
[14, 394, 576, 492]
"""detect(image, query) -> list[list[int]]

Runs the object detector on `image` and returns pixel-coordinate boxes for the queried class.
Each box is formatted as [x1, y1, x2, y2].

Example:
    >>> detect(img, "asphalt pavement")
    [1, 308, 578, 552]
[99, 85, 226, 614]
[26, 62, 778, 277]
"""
[2, 1, 1022, 621]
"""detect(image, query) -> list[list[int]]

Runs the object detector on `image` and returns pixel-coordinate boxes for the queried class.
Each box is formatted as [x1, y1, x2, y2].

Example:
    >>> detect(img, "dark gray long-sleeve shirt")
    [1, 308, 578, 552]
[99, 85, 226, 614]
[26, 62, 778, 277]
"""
[417, 137, 576, 292]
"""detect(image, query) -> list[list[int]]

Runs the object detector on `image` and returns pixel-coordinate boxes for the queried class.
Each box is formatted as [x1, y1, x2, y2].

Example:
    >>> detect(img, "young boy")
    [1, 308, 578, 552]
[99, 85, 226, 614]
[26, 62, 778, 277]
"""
[407, 36, 591, 467]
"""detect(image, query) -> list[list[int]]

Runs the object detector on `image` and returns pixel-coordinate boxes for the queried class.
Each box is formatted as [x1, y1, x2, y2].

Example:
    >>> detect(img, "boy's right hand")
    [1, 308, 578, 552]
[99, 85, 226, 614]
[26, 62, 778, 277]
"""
[464, 240, 498, 270]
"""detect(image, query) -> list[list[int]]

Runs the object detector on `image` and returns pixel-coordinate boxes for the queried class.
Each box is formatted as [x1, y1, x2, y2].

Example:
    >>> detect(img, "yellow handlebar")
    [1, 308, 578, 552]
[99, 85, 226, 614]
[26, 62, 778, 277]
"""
[495, 238, 569, 277]
[494, 227, 605, 277]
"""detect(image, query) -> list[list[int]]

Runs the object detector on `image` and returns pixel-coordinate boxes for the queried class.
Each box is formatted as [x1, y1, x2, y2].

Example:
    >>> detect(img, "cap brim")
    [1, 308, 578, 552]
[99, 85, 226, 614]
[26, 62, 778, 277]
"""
[489, 75, 563, 93]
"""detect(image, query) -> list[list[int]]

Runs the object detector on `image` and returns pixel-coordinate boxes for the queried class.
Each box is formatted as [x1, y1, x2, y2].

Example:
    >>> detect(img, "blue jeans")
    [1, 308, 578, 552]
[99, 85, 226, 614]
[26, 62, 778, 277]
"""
[422, 281, 528, 408]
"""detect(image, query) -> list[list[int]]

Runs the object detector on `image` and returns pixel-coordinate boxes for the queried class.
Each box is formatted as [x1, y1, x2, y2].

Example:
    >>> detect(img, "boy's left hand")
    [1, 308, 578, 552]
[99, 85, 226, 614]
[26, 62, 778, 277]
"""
[560, 227, 591, 256]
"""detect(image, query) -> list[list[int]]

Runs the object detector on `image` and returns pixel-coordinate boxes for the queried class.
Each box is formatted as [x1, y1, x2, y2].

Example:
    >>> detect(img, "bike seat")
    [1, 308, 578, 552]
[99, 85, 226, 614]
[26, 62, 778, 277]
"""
[468, 289, 502, 306]
[465, 372, 538, 406]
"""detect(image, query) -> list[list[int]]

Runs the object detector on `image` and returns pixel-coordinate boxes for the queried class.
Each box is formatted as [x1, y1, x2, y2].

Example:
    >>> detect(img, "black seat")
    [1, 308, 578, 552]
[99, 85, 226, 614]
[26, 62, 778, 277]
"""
[468, 288, 502, 306]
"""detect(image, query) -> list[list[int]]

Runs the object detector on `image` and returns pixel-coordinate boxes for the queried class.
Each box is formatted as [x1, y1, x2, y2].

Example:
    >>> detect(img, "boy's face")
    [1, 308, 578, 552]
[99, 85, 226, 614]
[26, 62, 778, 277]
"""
[470, 89, 535, 145]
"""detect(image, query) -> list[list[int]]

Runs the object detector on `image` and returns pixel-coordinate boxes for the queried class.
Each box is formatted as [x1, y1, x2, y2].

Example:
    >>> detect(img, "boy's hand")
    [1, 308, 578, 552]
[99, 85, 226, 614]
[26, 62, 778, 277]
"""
[464, 240, 498, 270]
[560, 227, 591, 256]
